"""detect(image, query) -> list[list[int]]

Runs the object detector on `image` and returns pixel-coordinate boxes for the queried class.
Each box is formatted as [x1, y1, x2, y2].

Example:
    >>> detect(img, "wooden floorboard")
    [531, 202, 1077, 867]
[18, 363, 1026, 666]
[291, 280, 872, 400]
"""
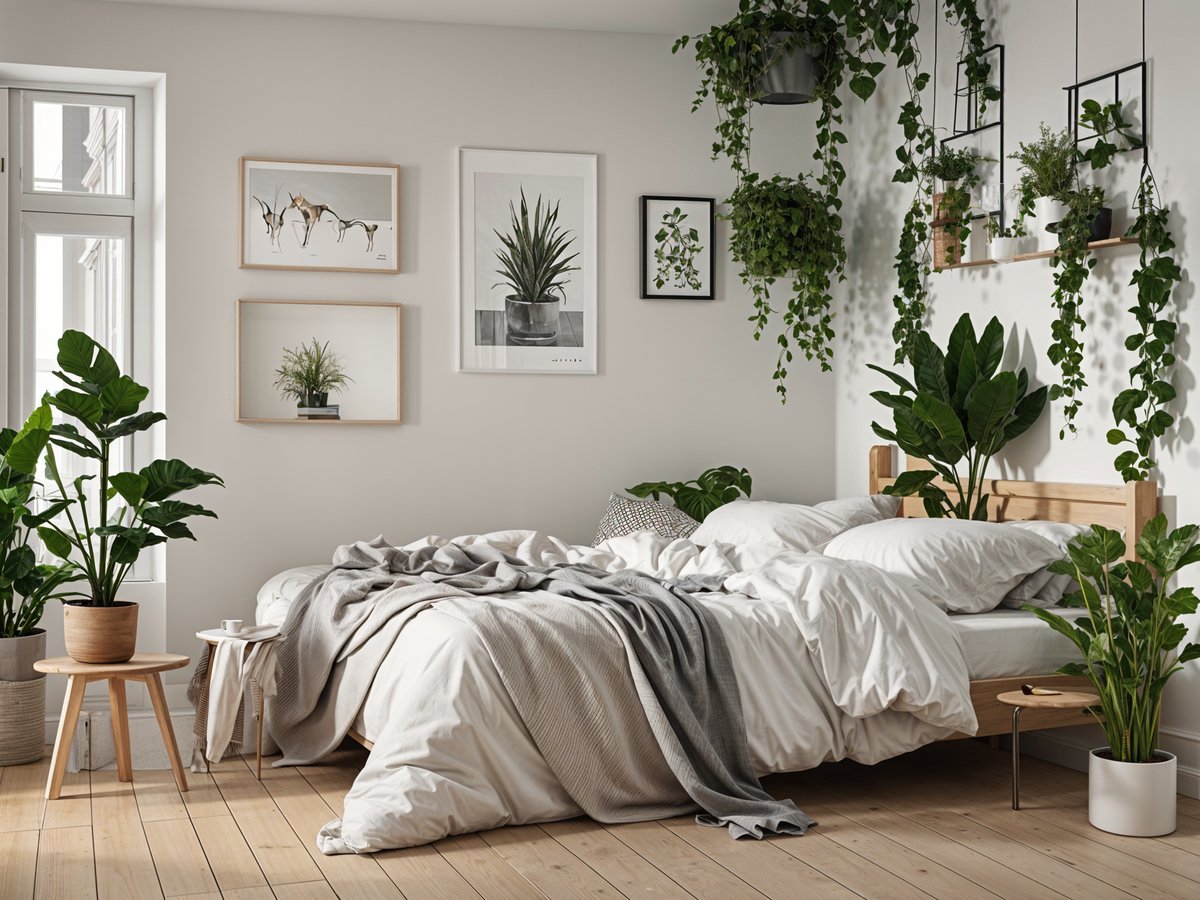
[5, 740, 1198, 899]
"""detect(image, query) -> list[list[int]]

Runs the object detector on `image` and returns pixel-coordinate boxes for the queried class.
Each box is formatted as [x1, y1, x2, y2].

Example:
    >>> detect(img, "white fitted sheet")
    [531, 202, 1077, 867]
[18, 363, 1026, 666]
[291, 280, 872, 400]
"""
[952, 606, 1086, 679]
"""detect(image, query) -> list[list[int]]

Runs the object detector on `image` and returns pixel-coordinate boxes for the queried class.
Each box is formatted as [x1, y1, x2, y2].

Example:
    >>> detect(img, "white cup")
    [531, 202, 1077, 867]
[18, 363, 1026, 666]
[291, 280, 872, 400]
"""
[221, 619, 244, 635]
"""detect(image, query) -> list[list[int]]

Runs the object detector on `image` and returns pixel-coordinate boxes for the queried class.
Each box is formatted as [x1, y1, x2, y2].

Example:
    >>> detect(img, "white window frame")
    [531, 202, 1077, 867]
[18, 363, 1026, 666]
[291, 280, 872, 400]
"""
[4, 81, 157, 583]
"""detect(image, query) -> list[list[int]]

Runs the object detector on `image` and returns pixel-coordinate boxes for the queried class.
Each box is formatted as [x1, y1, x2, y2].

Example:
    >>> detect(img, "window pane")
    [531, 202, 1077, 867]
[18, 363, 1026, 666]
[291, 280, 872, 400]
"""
[31, 98, 127, 195]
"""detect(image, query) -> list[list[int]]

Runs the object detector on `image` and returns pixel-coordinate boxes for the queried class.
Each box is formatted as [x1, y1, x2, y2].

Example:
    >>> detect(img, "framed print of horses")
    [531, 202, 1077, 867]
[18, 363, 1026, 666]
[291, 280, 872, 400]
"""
[239, 157, 401, 273]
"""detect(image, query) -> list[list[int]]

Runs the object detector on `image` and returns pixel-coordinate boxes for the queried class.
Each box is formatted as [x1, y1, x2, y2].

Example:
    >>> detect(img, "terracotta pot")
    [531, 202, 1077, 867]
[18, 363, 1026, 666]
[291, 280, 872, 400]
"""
[63, 601, 139, 664]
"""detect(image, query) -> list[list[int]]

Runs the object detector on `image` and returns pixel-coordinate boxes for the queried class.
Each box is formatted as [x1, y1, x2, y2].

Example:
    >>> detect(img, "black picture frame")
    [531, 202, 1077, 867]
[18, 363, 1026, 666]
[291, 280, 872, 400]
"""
[640, 195, 716, 300]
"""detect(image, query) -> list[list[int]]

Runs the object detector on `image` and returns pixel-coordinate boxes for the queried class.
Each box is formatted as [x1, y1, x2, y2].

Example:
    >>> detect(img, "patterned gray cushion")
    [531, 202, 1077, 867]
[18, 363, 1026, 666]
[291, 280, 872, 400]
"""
[593, 494, 700, 546]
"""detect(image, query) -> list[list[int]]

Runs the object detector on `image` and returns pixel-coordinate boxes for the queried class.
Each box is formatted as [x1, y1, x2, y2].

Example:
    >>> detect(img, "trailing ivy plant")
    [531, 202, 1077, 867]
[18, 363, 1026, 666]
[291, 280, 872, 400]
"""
[675, 0, 997, 385]
[1109, 175, 1182, 480]
[1047, 184, 1105, 438]
[1078, 98, 1144, 171]
[728, 173, 842, 390]
[653, 207, 704, 291]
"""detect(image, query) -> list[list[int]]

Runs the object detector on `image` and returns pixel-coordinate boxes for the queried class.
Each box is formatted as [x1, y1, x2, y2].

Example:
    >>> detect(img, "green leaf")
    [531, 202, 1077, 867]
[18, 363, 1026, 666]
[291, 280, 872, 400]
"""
[141, 501, 216, 529]
[966, 372, 1019, 448]
[99, 376, 149, 421]
[885, 469, 939, 496]
[37, 527, 73, 560]
[4, 404, 53, 475]
[100, 411, 167, 440]
[110, 472, 148, 508]
[48, 389, 104, 428]
[56, 330, 120, 388]
[912, 394, 967, 460]
[849, 73, 877, 101]
[139, 459, 224, 502]
[976, 316, 1005, 379]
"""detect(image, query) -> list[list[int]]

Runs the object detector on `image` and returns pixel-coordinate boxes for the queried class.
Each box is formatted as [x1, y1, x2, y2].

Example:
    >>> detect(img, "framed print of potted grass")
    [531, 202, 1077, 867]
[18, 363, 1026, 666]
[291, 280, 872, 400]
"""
[640, 196, 715, 300]
[1027, 516, 1200, 836]
[38, 331, 223, 664]
[457, 148, 597, 375]
[274, 338, 353, 420]
[0, 408, 79, 764]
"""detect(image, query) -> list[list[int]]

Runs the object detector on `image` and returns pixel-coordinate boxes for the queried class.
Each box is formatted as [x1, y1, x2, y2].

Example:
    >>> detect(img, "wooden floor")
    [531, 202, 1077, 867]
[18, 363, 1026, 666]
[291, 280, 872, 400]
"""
[1, 739, 1198, 899]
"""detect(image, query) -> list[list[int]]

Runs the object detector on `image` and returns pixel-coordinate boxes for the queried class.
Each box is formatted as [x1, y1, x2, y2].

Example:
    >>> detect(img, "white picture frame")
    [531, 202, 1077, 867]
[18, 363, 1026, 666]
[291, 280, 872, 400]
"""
[456, 148, 598, 374]
[240, 157, 400, 273]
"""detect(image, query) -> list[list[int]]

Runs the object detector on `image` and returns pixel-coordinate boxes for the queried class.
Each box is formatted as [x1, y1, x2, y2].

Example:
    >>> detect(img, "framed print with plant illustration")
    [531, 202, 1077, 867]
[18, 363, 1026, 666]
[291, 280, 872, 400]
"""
[240, 157, 400, 273]
[640, 195, 715, 300]
[236, 299, 402, 424]
[457, 148, 597, 374]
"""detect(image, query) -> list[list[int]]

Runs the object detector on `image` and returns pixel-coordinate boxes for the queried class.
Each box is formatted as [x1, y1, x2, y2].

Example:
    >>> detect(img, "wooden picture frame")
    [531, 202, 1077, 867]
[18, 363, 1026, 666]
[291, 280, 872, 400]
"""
[640, 195, 716, 300]
[236, 299, 402, 424]
[239, 157, 401, 273]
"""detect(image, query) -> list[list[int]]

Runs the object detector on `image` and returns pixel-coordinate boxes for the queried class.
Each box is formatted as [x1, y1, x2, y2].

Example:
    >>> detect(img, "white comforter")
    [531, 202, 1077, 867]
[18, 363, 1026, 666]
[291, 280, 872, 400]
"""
[257, 530, 977, 853]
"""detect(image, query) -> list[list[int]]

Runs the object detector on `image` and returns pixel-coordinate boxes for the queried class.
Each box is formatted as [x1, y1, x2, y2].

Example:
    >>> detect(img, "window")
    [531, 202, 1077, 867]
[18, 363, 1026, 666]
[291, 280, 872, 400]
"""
[4, 83, 155, 580]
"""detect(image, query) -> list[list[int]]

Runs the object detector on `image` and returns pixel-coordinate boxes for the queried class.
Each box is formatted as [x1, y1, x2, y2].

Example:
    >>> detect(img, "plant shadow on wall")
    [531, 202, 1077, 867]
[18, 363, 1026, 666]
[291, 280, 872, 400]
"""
[674, 0, 997, 401]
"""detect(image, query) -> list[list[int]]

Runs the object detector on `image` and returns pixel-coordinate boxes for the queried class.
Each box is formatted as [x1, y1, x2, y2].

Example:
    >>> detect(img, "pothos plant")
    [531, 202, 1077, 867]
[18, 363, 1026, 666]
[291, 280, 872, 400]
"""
[674, 0, 997, 388]
[653, 207, 704, 291]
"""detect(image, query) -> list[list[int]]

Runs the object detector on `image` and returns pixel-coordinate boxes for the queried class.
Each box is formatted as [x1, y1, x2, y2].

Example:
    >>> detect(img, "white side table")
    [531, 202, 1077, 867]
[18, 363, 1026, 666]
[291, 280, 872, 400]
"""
[196, 628, 281, 780]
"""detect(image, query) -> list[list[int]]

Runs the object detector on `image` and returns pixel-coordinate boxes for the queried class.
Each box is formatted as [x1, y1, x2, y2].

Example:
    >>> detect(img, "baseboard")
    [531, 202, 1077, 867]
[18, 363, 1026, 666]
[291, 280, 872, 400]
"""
[44, 702, 214, 772]
[1021, 724, 1200, 799]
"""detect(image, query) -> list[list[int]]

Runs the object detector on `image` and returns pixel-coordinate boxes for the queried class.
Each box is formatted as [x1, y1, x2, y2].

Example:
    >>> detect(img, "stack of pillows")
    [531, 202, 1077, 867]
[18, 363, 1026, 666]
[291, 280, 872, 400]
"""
[593, 493, 1089, 613]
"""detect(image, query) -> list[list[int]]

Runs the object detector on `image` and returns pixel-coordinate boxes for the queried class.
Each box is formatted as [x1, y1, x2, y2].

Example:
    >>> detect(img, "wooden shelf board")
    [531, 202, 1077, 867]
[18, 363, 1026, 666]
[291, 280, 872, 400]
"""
[936, 235, 1137, 272]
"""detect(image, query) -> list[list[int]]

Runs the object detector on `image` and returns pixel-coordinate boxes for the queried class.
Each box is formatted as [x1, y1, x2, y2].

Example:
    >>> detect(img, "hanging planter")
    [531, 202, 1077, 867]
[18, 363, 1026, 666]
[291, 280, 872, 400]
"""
[756, 32, 824, 104]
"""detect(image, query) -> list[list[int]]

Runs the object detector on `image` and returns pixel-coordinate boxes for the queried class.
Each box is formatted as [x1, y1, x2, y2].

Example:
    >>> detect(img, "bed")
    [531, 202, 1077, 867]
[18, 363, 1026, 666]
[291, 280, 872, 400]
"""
[253, 445, 1155, 853]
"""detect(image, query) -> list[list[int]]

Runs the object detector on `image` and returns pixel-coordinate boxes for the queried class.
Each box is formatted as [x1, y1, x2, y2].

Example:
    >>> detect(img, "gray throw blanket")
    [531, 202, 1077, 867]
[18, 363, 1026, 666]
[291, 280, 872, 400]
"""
[272, 537, 814, 839]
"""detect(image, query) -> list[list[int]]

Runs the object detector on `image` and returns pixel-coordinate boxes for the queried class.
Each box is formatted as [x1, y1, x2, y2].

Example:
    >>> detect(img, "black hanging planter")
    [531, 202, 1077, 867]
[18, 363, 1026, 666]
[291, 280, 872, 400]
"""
[756, 32, 824, 105]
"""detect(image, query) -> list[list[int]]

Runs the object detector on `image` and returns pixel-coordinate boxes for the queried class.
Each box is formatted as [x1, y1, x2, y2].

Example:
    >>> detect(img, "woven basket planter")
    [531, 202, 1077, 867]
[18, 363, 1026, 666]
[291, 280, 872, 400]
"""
[931, 192, 963, 269]
[0, 678, 46, 765]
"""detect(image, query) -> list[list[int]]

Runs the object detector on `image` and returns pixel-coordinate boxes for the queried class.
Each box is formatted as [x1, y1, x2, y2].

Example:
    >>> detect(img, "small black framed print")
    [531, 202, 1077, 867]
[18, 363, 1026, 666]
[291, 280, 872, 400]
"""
[640, 195, 715, 300]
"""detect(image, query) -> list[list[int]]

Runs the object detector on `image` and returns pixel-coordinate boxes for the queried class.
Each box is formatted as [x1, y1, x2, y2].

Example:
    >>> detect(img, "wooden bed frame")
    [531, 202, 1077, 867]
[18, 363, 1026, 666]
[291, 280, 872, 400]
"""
[868, 443, 1157, 738]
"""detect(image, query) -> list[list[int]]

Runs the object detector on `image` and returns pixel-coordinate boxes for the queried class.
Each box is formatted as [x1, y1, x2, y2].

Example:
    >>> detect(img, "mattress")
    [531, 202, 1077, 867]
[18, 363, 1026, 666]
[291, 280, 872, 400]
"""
[952, 606, 1087, 680]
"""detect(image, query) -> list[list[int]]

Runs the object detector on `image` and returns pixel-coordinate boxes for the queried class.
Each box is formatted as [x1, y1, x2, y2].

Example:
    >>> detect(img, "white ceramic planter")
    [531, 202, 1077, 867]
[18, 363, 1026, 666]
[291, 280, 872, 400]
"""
[1035, 197, 1068, 249]
[989, 236, 1019, 263]
[1089, 748, 1177, 836]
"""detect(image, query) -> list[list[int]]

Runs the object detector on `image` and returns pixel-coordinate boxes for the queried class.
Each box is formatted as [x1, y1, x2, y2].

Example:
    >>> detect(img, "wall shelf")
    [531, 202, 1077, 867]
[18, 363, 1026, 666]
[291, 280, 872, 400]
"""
[935, 236, 1137, 272]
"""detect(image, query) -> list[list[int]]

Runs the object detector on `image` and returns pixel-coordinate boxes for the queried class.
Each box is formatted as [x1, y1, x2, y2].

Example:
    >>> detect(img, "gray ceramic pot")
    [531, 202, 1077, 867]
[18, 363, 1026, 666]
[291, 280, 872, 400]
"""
[0, 628, 46, 682]
[757, 32, 824, 104]
[505, 296, 561, 345]
[0, 629, 47, 766]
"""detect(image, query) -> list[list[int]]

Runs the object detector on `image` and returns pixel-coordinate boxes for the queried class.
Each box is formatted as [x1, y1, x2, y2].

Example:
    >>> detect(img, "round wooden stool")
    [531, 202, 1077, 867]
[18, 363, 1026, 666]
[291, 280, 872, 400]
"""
[998, 688, 1098, 810]
[35, 653, 191, 801]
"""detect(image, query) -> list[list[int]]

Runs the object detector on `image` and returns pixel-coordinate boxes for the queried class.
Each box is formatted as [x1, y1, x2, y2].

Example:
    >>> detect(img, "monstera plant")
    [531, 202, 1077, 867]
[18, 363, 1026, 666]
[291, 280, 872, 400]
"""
[870, 314, 1048, 519]
[38, 330, 223, 663]
[628, 466, 753, 522]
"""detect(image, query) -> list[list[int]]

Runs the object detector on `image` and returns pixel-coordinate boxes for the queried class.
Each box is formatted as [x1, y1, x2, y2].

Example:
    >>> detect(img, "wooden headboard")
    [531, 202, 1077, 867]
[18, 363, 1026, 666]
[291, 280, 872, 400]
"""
[868, 444, 1157, 559]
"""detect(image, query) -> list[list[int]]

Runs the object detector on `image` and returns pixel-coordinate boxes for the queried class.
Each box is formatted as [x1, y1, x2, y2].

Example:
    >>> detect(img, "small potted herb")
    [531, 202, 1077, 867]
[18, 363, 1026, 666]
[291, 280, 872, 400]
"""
[923, 147, 989, 267]
[983, 213, 1019, 263]
[1010, 124, 1077, 240]
[274, 338, 353, 412]
[494, 189, 580, 345]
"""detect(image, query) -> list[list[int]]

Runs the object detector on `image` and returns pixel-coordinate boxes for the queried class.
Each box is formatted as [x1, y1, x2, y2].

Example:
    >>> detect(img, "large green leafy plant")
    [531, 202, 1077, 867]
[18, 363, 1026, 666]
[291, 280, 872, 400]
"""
[1028, 515, 1200, 763]
[38, 331, 223, 607]
[627, 467, 752, 523]
[0, 407, 79, 637]
[870, 314, 1048, 519]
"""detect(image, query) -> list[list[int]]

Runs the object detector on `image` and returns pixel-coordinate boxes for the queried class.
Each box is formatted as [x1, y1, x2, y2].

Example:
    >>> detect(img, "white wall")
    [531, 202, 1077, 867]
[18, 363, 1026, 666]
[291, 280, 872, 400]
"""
[832, 1, 1200, 792]
[0, 1, 833, 696]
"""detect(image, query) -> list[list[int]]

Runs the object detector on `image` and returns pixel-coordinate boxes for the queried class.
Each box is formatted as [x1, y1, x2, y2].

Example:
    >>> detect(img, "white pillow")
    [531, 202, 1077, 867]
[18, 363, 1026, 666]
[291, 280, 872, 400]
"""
[1000, 521, 1091, 608]
[690, 496, 899, 551]
[821, 518, 1064, 613]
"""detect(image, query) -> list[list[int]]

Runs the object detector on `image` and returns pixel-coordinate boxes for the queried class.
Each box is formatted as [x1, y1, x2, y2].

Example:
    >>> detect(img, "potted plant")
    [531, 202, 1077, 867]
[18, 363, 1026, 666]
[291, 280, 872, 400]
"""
[38, 331, 223, 664]
[983, 214, 1019, 263]
[870, 313, 1048, 519]
[923, 147, 989, 267]
[0, 405, 79, 765]
[274, 338, 353, 413]
[1010, 124, 1078, 241]
[494, 189, 580, 345]
[1028, 515, 1199, 836]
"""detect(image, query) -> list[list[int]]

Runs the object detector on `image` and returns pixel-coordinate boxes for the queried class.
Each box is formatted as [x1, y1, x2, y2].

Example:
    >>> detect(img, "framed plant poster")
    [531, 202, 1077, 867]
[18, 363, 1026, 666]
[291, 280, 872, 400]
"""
[640, 195, 715, 299]
[457, 148, 597, 374]
[236, 299, 402, 424]
[240, 157, 400, 273]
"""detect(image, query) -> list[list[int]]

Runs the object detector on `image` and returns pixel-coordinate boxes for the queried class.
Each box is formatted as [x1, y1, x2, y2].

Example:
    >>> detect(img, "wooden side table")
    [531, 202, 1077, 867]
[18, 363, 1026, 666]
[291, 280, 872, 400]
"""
[998, 689, 1098, 810]
[35, 653, 190, 801]
[197, 628, 281, 780]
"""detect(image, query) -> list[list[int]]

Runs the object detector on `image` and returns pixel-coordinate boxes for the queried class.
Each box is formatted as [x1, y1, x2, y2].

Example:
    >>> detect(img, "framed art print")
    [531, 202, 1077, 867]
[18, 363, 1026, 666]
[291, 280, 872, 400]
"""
[640, 195, 715, 300]
[457, 148, 597, 374]
[240, 157, 400, 273]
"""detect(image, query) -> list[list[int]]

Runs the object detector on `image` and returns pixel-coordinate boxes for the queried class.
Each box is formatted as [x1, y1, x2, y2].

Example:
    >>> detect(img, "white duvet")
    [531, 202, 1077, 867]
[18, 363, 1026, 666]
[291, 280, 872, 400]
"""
[257, 530, 978, 853]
